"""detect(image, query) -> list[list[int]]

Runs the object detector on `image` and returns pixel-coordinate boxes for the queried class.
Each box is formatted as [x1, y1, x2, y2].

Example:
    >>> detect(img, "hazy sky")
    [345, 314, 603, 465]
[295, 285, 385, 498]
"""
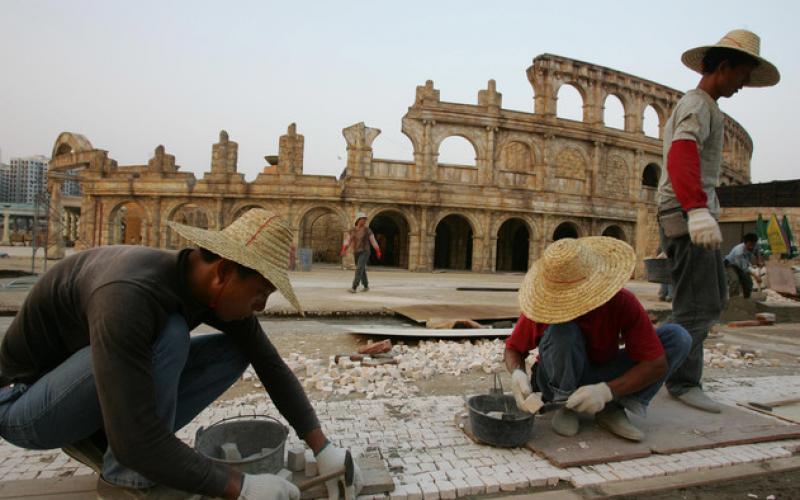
[1, 1, 796, 183]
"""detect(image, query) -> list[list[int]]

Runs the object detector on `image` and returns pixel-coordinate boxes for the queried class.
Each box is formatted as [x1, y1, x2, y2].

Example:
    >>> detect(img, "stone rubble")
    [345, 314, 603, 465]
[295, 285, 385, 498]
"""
[704, 343, 783, 369]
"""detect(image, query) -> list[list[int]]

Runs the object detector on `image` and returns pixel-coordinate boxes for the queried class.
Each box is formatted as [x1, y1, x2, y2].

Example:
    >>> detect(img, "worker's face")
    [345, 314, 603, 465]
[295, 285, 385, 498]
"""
[215, 270, 276, 322]
[717, 61, 755, 98]
[745, 241, 756, 252]
[356, 218, 366, 228]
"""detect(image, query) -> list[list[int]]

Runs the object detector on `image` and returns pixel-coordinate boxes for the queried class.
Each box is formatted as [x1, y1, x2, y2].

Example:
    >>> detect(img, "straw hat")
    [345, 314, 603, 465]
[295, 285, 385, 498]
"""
[354, 212, 367, 226]
[519, 237, 635, 324]
[681, 29, 780, 87]
[168, 208, 302, 314]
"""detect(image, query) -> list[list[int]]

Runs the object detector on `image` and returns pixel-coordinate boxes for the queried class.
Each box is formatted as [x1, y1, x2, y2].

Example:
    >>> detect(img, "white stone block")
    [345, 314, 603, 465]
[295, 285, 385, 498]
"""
[287, 447, 305, 472]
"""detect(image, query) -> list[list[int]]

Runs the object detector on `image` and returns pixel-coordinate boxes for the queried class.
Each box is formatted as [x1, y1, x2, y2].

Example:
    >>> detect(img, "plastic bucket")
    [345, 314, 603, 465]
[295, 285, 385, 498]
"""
[194, 415, 287, 474]
[467, 394, 534, 447]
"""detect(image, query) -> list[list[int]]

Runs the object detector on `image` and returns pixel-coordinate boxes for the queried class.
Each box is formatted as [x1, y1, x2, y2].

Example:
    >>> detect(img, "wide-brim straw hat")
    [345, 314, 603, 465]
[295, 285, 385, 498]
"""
[519, 237, 635, 324]
[681, 29, 780, 87]
[168, 208, 303, 314]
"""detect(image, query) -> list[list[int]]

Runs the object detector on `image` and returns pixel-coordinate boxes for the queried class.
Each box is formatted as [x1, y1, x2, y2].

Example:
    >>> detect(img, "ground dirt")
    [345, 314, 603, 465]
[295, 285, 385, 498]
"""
[616, 468, 800, 499]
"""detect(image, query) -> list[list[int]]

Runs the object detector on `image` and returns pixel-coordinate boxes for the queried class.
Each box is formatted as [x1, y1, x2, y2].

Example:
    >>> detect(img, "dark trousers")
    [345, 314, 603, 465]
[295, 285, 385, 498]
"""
[352, 250, 370, 290]
[726, 262, 754, 298]
[660, 230, 727, 396]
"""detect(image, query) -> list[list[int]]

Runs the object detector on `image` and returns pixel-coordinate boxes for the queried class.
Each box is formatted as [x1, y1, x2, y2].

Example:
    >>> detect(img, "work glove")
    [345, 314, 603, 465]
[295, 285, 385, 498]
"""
[340, 244, 348, 257]
[566, 382, 613, 414]
[239, 473, 300, 500]
[316, 444, 363, 500]
[687, 208, 722, 250]
[511, 369, 533, 409]
[375, 248, 383, 260]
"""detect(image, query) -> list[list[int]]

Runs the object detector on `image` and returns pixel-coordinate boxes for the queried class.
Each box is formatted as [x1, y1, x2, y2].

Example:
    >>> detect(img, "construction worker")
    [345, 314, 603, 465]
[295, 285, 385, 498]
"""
[657, 30, 779, 413]
[0, 209, 361, 499]
[341, 212, 382, 293]
[724, 232, 764, 298]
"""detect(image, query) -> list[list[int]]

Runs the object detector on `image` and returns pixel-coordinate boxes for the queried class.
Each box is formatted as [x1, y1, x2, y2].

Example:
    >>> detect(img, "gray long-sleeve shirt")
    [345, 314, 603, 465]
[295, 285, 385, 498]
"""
[0, 246, 319, 496]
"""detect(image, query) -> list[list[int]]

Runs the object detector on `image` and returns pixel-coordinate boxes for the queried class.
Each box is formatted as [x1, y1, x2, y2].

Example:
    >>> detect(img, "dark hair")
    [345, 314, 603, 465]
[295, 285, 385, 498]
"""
[743, 233, 758, 244]
[197, 247, 261, 278]
[702, 47, 759, 74]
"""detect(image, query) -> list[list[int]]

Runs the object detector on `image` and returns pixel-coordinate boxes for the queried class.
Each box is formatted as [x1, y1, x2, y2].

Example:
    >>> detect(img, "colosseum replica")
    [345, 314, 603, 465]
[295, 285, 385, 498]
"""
[46, 54, 753, 276]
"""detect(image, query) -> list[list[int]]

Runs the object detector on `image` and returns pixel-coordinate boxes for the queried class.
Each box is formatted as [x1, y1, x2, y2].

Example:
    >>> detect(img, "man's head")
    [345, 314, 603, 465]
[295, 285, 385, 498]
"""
[681, 29, 779, 95]
[354, 212, 367, 228]
[743, 232, 758, 252]
[168, 208, 303, 316]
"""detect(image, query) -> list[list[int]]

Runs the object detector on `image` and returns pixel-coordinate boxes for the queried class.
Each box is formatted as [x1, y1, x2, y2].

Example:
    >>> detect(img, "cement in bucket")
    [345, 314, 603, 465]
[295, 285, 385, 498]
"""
[195, 415, 287, 474]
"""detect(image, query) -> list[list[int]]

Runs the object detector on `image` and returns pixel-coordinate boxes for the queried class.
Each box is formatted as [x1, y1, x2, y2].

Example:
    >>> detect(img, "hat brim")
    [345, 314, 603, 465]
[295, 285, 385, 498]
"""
[168, 221, 303, 315]
[681, 45, 780, 87]
[519, 237, 635, 324]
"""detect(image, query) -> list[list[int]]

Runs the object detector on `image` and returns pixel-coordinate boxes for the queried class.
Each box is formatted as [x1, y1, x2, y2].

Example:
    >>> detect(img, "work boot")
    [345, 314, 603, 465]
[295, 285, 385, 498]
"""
[551, 407, 579, 437]
[362, 286, 369, 292]
[675, 387, 722, 413]
[596, 403, 644, 442]
[348, 288, 357, 293]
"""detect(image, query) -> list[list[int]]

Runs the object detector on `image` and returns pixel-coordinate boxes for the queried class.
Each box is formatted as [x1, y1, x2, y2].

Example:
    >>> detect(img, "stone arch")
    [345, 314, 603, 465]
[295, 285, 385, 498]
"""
[495, 217, 531, 272]
[298, 206, 347, 264]
[227, 202, 271, 226]
[555, 82, 586, 122]
[107, 200, 149, 246]
[368, 209, 411, 269]
[552, 220, 580, 241]
[602, 93, 627, 130]
[642, 163, 660, 188]
[52, 132, 93, 159]
[601, 223, 627, 242]
[434, 134, 479, 166]
[433, 213, 475, 270]
[554, 146, 589, 180]
[642, 104, 662, 138]
[498, 141, 533, 173]
[165, 202, 212, 250]
[496, 133, 542, 166]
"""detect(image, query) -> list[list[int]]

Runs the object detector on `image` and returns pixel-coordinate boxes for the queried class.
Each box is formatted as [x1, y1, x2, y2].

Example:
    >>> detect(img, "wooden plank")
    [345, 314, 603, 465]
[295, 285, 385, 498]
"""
[0, 475, 97, 499]
[390, 304, 519, 324]
[346, 326, 512, 338]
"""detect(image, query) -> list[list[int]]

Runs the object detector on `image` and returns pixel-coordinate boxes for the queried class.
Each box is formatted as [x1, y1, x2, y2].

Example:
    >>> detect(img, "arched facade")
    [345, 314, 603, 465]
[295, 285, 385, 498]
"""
[47, 55, 754, 277]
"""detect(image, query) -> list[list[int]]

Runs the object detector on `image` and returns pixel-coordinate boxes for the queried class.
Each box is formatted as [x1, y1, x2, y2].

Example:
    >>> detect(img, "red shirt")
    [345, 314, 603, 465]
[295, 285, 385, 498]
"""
[505, 289, 664, 364]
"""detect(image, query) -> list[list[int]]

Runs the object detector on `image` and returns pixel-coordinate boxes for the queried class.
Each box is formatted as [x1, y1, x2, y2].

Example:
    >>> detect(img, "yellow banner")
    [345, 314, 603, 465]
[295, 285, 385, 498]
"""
[767, 214, 788, 254]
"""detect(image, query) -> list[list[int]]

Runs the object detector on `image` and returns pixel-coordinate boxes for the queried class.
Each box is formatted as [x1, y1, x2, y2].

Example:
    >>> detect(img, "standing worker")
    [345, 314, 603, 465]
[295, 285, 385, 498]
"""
[657, 29, 779, 413]
[341, 212, 382, 293]
[0, 209, 361, 500]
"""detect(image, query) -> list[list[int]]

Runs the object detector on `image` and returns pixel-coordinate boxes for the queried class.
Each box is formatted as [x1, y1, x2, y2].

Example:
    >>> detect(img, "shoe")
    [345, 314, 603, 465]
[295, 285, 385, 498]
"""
[348, 288, 357, 293]
[362, 286, 369, 292]
[596, 404, 644, 442]
[62, 439, 104, 474]
[551, 407, 579, 437]
[675, 387, 722, 413]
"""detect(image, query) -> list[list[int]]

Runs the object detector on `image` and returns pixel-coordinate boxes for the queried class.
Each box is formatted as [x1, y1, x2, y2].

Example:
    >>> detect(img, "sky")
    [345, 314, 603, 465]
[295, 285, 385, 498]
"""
[1, 0, 797, 183]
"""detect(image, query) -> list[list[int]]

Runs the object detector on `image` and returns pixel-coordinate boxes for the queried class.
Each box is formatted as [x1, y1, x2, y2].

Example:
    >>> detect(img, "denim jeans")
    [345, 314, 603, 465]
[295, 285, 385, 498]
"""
[534, 321, 691, 416]
[660, 230, 727, 396]
[352, 250, 370, 290]
[0, 314, 248, 488]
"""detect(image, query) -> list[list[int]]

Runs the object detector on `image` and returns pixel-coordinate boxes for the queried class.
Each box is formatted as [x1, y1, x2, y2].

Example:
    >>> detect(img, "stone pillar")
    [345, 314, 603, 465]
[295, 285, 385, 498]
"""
[47, 180, 65, 259]
[1, 210, 9, 245]
[423, 120, 435, 181]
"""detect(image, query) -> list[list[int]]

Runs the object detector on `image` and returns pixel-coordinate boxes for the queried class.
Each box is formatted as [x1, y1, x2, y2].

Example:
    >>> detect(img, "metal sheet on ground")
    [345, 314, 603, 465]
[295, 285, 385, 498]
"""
[346, 326, 512, 338]
[390, 304, 519, 324]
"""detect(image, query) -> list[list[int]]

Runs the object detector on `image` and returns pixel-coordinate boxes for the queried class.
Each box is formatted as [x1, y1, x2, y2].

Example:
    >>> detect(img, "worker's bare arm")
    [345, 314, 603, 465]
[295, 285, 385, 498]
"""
[607, 355, 668, 398]
[504, 347, 525, 373]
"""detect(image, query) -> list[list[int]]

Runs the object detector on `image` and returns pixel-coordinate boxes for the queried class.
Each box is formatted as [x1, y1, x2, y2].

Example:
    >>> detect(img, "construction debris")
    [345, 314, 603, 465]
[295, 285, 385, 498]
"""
[705, 343, 782, 369]
[357, 339, 392, 354]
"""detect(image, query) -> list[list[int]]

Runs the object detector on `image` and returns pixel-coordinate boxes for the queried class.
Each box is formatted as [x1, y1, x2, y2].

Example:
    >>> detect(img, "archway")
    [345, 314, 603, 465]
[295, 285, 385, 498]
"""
[643, 105, 660, 138]
[642, 163, 660, 187]
[109, 202, 147, 245]
[556, 83, 584, 122]
[553, 221, 579, 241]
[602, 225, 626, 241]
[166, 203, 209, 249]
[437, 136, 477, 166]
[299, 207, 345, 264]
[603, 94, 625, 130]
[369, 211, 410, 268]
[496, 218, 530, 272]
[434, 214, 473, 270]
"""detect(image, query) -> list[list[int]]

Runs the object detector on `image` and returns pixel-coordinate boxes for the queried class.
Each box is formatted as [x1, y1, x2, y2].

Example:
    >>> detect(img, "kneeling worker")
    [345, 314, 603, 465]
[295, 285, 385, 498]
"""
[504, 237, 692, 441]
[0, 209, 361, 500]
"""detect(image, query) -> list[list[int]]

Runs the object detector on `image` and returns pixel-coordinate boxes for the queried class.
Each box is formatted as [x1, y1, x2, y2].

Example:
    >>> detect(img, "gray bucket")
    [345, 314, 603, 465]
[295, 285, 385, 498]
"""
[194, 415, 288, 474]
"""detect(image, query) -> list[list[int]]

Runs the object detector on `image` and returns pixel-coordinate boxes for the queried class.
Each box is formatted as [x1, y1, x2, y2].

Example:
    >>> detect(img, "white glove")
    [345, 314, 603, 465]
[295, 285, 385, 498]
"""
[510, 369, 532, 410]
[316, 445, 363, 500]
[239, 473, 300, 500]
[566, 383, 613, 414]
[687, 208, 722, 250]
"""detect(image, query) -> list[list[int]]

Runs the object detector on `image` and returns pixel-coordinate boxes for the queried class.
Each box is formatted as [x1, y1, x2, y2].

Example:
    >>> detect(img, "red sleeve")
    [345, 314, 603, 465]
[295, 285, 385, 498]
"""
[615, 290, 665, 361]
[667, 139, 707, 211]
[505, 314, 543, 357]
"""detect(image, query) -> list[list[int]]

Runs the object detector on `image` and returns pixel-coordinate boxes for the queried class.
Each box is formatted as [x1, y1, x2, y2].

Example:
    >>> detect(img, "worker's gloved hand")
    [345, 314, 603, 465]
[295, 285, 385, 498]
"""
[511, 368, 533, 409]
[687, 208, 722, 250]
[340, 244, 348, 257]
[239, 473, 299, 500]
[316, 444, 363, 500]
[376, 248, 383, 260]
[566, 383, 613, 414]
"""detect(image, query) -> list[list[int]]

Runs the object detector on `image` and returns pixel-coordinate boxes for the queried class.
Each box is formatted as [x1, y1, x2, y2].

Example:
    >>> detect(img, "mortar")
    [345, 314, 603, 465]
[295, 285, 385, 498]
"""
[195, 415, 287, 474]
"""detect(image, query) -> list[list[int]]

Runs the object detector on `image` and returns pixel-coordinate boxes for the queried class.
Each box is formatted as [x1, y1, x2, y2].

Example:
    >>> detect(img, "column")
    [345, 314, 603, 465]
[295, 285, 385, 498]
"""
[1, 210, 9, 245]
[47, 180, 65, 259]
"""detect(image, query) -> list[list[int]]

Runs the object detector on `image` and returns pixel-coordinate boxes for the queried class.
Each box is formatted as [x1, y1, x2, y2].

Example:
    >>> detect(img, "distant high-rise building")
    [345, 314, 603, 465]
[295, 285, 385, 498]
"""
[7, 156, 49, 204]
[0, 162, 10, 202]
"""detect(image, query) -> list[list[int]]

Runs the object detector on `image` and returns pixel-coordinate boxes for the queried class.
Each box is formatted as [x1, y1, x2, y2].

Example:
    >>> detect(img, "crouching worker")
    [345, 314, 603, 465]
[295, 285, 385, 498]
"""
[0, 209, 361, 500]
[504, 237, 692, 441]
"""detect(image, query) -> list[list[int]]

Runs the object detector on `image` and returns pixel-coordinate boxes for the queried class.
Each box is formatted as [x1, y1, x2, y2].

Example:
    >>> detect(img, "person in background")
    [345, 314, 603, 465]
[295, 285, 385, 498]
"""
[724, 232, 764, 298]
[341, 212, 382, 293]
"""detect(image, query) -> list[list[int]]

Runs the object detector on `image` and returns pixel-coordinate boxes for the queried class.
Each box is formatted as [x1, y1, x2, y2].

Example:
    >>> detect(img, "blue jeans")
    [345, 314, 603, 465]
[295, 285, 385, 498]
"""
[534, 321, 691, 416]
[0, 314, 248, 488]
[352, 250, 370, 290]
